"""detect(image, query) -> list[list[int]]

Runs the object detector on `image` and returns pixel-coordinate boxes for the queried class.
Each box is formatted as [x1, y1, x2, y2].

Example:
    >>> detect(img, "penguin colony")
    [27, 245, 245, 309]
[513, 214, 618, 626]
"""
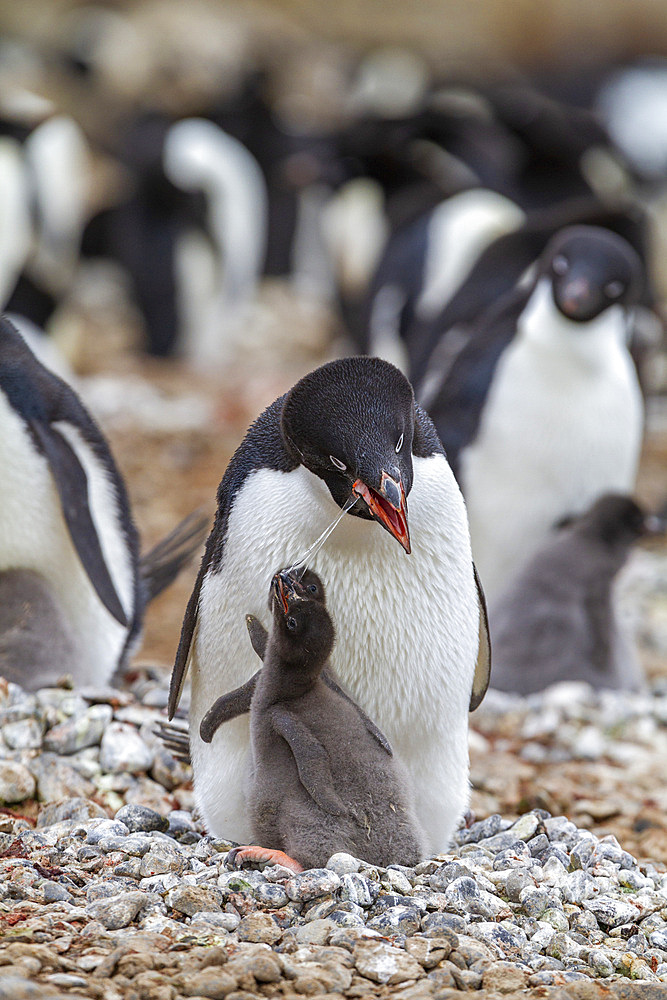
[1, 14, 667, 868]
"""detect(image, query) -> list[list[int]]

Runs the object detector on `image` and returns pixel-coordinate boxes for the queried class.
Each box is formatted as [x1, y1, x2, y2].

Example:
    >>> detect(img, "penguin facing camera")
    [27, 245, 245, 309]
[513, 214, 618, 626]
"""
[169, 355, 490, 854]
[426, 225, 645, 606]
[202, 567, 426, 872]
[0, 315, 207, 689]
[490, 494, 665, 695]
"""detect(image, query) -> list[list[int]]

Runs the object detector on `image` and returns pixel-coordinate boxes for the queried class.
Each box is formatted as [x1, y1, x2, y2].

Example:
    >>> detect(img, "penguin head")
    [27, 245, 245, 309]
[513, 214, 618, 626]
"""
[267, 567, 325, 611]
[270, 569, 335, 671]
[576, 493, 664, 549]
[281, 357, 414, 553]
[542, 225, 643, 323]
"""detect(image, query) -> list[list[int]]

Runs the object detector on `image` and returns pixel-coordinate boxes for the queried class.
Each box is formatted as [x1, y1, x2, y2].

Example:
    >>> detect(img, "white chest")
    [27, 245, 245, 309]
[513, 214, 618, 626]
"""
[193, 456, 479, 741]
[461, 286, 644, 601]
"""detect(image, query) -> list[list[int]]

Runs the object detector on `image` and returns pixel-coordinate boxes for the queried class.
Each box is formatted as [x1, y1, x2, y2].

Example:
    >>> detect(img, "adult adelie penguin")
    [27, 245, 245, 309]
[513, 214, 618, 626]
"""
[426, 225, 645, 605]
[0, 315, 206, 688]
[169, 356, 490, 854]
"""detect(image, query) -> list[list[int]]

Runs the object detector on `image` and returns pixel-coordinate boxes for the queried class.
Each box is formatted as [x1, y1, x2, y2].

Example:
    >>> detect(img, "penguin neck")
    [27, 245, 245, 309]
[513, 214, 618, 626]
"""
[259, 647, 323, 704]
[518, 276, 628, 370]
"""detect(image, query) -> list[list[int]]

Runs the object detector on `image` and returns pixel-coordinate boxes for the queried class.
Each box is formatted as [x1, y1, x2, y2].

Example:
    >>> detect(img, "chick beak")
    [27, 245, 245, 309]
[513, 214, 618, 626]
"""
[352, 473, 411, 554]
[272, 571, 296, 614]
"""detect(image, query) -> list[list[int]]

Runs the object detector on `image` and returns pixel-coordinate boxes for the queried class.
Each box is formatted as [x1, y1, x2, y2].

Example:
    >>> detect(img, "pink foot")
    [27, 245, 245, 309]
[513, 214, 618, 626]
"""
[227, 845, 304, 873]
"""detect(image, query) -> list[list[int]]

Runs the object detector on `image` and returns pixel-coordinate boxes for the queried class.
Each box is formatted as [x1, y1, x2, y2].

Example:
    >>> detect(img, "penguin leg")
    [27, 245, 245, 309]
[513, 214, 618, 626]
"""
[199, 671, 260, 743]
[227, 845, 304, 873]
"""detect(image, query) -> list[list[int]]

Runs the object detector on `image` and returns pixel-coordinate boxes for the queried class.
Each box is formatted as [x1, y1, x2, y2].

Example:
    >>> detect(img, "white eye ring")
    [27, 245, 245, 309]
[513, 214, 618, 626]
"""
[605, 280, 624, 299]
[395, 433, 404, 453]
[330, 455, 346, 471]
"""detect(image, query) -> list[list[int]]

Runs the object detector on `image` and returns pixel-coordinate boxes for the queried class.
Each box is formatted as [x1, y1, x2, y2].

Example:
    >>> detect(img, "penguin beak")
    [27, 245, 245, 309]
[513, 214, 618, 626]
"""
[352, 473, 411, 554]
[555, 276, 599, 321]
[272, 571, 296, 614]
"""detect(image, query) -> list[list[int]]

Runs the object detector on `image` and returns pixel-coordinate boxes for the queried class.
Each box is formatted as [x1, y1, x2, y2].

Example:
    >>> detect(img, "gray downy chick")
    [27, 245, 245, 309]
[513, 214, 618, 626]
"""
[201, 568, 426, 870]
[489, 494, 663, 695]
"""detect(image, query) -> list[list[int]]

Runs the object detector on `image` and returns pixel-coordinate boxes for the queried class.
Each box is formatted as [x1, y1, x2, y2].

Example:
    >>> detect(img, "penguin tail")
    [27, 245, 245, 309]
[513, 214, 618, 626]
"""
[140, 510, 209, 603]
[153, 719, 191, 764]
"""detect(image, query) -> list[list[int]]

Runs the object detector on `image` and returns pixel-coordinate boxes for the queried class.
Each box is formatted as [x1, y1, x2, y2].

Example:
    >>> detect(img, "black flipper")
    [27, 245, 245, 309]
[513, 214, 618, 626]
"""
[28, 419, 128, 626]
[269, 704, 346, 816]
[321, 669, 393, 756]
[245, 614, 268, 660]
[470, 564, 491, 711]
[199, 672, 260, 743]
[153, 720, 191, 764]
[140, 510, 209, 602]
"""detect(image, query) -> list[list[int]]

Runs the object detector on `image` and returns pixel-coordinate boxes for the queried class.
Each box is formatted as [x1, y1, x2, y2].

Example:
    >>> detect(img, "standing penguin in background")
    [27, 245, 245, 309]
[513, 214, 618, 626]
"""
[200, 568, 426, 871]
[490, 495, 664, 695]
[426, 225, 645, 606]
[0, 316, 206, 688]
[169, 356, 490, 854]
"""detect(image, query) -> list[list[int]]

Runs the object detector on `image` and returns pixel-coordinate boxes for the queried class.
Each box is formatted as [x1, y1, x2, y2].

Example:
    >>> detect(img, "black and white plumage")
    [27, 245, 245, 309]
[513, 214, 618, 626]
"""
[200, 568, 426, 870]
[361, 187, 525, 371]
[425, 225, 645, 605]
[82, 111, 267, 363]
[169, 356, 490, 854]
[0, 316, 206, 688]
[490, 495, 663, 694]
[0, 97, 89, 325]
[410, 200, 651, 394]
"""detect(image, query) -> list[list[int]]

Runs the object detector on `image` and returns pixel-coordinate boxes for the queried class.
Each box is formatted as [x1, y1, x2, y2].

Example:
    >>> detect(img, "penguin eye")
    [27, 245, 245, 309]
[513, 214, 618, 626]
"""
[307, 583, 318, 595]
[605, 280, 624, 299]
[395, 433, 404, 453]
[286, 616, 297, 631]
[329, 455, 347, 472]
[552, 255, 568, 276]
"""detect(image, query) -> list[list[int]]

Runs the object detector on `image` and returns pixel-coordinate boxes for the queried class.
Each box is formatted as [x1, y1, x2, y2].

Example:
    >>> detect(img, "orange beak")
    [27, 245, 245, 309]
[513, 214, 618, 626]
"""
[352, 475, 411, 554]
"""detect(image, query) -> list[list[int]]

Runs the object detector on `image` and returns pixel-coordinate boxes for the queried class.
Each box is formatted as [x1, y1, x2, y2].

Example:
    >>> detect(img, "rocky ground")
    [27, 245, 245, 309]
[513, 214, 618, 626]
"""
[1, 295, 667, 998]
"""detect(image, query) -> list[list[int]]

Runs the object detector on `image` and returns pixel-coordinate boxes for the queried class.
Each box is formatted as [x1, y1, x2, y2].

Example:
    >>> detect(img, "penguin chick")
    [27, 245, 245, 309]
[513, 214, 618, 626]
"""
[427, 225, 645, 604]
[199, 567, 391, 755]
[169, 356, 490, 853]
[490, 494, 662, 695]
[0, 568, 77, 687]
[206, 569, 427, 870]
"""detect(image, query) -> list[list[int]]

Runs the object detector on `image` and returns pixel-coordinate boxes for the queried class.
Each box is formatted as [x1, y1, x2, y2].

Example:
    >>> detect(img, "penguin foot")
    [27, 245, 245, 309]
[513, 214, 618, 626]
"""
[227, 845, 304, 873]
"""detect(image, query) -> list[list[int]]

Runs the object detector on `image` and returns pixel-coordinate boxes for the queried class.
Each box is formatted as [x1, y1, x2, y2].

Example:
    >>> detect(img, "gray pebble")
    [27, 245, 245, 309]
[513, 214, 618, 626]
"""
[36, 797, 106, 827]
[0, 760, 36, 804]
[340, 872, 380, 908]
[42, 881, 74, 903]
[85, 819, 129, 844]
[115, 803, 169, 833]
[85, 890, 147, 929]
[367, 904, 422, 935]
[284, 868, 341, 902]
[252, 883, 289, 908]
[99, 722, 154, 773]
[3, 717, 44, 750]
[43, 704, 112, 755]
[326, 851, 362, 875]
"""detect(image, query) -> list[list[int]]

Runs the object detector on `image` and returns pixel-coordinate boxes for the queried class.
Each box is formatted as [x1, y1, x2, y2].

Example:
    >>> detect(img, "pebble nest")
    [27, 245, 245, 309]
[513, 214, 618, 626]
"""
[1, 671, 667, 1000]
